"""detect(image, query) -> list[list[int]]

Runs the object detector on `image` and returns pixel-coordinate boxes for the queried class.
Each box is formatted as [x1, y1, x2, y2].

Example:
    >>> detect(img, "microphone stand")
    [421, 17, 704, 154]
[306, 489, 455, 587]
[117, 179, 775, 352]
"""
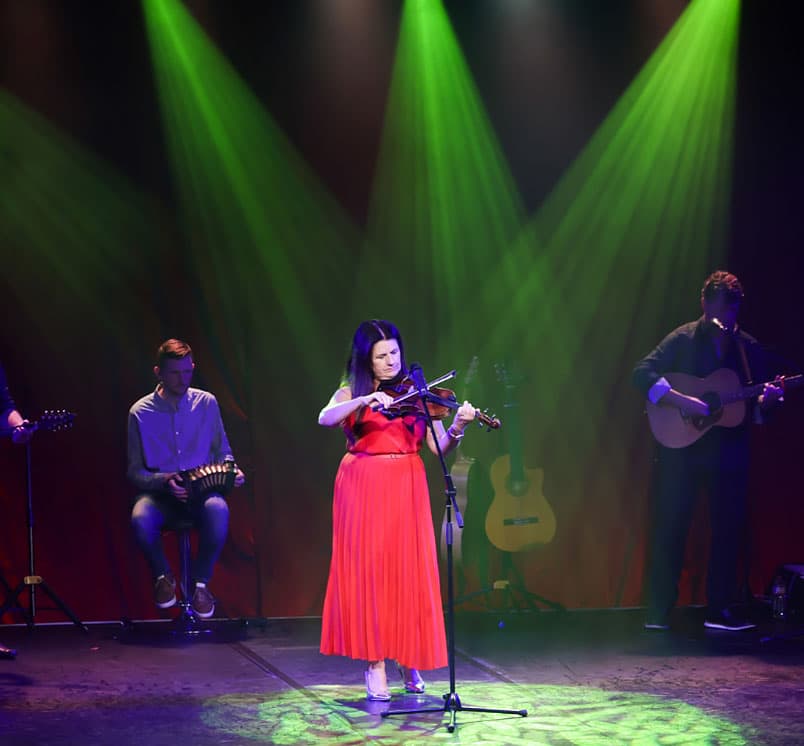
[381, 366, 527, 733]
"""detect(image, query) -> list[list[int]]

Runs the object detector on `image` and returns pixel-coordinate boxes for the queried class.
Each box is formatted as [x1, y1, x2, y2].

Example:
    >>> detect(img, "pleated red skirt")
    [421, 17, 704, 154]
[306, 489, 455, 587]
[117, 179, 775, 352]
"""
[320, 450, 447, 670]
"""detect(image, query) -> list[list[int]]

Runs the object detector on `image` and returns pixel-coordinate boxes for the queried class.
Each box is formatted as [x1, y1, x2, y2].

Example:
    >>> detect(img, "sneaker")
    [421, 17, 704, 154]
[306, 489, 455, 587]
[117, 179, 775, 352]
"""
[704, 609, 756, 631]
[154, 573, 177, 609]
[191, 582, 215, 618]
[643, 611, 670, 630]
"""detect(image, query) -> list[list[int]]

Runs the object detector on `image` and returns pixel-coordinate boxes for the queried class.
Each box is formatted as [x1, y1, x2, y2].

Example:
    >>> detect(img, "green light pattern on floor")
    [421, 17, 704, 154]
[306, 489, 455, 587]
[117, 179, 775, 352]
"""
[200, 682, 753, 745]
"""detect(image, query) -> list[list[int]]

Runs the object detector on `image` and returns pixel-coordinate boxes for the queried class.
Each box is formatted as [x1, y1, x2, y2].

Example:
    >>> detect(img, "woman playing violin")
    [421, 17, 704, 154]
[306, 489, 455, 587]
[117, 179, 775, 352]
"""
[318, 319, 477, 700]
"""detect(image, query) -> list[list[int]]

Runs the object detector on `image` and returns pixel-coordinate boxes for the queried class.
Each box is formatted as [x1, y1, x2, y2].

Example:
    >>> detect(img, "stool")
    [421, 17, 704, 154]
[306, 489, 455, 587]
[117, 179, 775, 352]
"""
[167, 517, 201, 632]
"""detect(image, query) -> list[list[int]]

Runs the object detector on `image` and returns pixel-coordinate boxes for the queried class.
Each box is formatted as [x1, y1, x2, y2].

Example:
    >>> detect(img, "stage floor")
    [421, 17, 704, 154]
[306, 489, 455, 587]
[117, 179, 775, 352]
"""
[1, 607, 803, 745]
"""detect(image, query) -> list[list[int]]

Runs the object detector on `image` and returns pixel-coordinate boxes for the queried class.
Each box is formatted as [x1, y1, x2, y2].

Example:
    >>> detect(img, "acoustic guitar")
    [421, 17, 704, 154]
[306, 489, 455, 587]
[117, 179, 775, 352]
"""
[440, 356, 479, 565]
[484, 365, 556, 552]
[646, 369, 803, 448]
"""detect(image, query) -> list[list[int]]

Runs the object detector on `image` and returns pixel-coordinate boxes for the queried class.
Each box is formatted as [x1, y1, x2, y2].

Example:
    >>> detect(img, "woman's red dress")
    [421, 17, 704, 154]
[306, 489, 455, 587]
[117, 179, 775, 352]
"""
[319, 405, 447, 670]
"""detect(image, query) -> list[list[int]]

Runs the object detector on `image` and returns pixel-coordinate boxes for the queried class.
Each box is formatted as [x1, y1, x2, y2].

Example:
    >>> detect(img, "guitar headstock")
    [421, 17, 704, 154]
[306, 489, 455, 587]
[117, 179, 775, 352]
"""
[36, 410, 76, 432]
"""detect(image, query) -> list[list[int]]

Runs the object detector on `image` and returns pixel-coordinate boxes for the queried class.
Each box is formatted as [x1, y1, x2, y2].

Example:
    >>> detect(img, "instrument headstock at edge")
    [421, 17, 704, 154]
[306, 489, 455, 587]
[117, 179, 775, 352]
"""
[31, 409, 76, 433]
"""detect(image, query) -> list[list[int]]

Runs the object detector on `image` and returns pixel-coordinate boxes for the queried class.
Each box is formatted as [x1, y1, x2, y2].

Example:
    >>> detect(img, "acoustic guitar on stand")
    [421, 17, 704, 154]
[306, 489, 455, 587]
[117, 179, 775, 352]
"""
[484, 364, 556, 552]
[646, 369, 803, 448]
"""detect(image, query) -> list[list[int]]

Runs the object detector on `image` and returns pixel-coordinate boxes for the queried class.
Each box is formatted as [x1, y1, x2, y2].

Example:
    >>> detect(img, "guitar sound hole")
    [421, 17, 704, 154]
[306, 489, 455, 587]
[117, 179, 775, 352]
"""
[702, 393, 723, 414]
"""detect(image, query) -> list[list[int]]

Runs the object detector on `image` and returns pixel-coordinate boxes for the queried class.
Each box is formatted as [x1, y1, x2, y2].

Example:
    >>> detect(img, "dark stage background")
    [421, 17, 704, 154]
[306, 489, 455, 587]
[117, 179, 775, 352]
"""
[1, 0, 803, 623]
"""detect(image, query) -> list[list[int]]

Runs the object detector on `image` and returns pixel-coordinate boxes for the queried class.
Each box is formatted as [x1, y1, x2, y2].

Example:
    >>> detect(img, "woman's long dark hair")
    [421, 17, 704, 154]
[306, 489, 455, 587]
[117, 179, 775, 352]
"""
[343, 319, 407, 397]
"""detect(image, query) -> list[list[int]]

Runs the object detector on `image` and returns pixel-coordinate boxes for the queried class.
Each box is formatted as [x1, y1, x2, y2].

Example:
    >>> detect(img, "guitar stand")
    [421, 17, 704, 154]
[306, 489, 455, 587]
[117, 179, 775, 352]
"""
[454, 553, 564, 614]
[381, 368, 527, 732]
[455, 579, 565, 614]
[0, 442, 87, 631]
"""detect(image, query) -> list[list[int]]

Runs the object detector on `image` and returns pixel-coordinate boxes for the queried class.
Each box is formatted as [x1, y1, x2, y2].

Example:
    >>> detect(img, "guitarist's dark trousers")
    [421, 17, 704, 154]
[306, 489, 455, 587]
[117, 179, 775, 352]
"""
[646, 435, 749, 619]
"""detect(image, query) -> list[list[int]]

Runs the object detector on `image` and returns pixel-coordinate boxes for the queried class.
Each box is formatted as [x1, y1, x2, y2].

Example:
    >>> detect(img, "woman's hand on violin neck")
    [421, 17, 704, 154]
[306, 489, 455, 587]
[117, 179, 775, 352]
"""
[453, 400, 476, 430]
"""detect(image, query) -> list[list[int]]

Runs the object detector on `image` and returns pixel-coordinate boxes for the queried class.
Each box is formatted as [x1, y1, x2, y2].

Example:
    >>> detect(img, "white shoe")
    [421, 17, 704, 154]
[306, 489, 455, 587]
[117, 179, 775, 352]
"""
[396, 662, 426, 693]
[365, 666, 391, 701]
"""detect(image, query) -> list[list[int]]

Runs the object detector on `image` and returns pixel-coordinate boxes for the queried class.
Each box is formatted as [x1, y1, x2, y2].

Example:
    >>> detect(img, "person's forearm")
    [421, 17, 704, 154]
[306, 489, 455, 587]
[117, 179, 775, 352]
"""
[658, 389, 688, 408]
[319, 395, 366, 427]
[127, 464, 173, 492]
[428, 420, 467, 456]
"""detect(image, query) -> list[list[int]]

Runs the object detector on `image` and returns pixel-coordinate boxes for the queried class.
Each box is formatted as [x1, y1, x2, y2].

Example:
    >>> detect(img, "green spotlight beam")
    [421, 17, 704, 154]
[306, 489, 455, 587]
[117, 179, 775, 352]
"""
[0, 89, 161, 350]
[492, 0, 741, 436]
[454, 0, 742, 610]
[142, 0, 359, 380]
[361, 0, 527, 367]
[143, 0, 373, 619]
[503, 0, 739, 342]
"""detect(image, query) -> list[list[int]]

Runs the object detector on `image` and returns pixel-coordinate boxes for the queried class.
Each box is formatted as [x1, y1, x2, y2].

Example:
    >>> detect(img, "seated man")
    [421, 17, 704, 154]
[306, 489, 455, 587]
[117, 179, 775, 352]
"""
[127, 339, 244, 618]
[1, 360, 33, 659]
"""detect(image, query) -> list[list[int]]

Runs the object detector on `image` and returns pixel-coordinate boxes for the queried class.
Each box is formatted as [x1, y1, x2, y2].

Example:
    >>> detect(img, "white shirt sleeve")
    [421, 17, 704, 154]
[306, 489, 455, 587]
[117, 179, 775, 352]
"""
[647, 377, 672, 404]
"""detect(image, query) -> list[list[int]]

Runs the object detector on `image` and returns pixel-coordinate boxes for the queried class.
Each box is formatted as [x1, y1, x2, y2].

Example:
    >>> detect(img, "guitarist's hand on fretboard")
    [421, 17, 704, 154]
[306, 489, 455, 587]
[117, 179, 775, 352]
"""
[758, 380, 784, 408]
[10, 419, 34, 445]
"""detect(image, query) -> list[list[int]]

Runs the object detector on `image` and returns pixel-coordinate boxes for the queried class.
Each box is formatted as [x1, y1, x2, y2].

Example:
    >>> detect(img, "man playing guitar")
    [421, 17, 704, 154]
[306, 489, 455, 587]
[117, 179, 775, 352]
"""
[633, 271, 784, 632]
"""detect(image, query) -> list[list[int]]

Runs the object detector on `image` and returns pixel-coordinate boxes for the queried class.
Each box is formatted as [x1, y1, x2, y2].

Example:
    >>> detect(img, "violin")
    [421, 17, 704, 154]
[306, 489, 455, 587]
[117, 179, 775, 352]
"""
[377, 370, 501, 430]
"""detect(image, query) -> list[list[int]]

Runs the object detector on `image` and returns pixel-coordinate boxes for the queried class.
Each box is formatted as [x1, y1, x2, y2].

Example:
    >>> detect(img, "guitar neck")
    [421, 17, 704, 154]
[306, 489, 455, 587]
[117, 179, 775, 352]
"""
[725, 374, 804, 406]
[0, 410, 75, 438]
[505, 399, 526, 482]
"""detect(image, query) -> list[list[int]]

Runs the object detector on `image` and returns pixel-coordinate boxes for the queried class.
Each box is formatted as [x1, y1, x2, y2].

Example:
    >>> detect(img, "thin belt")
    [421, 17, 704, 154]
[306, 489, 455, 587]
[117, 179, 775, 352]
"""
[349, 451, 417, 459]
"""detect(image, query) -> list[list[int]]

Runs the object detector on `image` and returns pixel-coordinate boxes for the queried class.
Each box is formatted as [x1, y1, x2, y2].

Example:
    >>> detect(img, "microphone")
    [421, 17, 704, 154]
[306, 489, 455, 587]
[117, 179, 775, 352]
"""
[711, 317, 736, 334]
[408, 363, 428, 396]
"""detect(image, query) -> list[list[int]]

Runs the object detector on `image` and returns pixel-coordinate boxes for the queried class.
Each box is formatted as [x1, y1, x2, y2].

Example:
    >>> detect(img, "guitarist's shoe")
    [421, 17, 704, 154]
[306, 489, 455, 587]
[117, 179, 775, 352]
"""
[643, 608, 670, 630]
[704, 609, 756, 631]
[396, 663, 426, 693]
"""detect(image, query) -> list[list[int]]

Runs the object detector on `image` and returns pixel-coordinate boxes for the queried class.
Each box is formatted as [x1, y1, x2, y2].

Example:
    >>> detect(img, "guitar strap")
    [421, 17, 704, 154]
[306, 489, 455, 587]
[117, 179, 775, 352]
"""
[735, 335, 753, 385]
[736, 334, 763, 423]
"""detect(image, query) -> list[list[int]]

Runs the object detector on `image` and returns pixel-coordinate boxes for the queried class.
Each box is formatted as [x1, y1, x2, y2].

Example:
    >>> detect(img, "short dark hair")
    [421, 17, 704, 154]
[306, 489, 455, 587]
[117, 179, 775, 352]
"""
[344, 320, 407, 397]
[702, 270, 744, 304]
[155, 338, 193, 368]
